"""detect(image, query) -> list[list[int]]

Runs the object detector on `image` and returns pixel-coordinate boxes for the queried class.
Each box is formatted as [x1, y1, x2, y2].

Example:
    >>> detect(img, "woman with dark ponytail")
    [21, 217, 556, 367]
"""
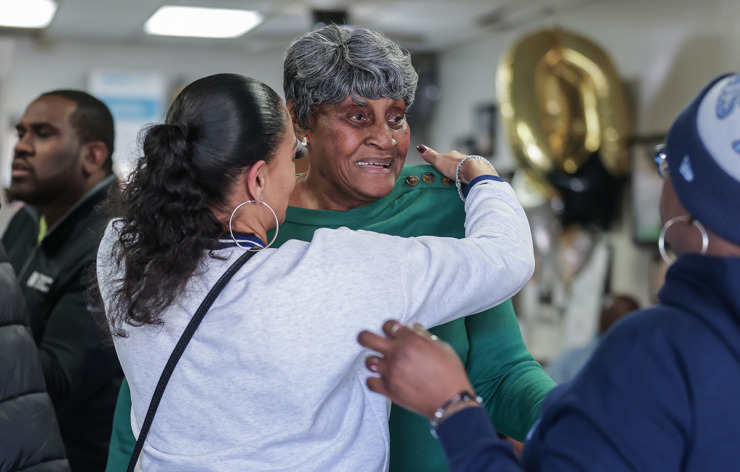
[106, 74, 286, 335]
[96, 72, 536, 471]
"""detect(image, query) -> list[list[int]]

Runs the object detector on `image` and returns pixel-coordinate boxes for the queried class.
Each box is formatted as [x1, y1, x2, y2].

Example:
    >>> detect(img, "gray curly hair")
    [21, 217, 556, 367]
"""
[283, 24, 419, 129]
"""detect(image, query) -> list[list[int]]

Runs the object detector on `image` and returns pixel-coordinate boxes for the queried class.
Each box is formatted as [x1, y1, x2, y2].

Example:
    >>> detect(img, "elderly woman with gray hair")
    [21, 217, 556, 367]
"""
[276, 24, 555, 472]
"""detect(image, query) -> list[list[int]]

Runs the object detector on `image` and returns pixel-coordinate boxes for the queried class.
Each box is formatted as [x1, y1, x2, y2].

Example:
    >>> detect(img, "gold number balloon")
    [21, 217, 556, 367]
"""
[497, 29, 632, 188]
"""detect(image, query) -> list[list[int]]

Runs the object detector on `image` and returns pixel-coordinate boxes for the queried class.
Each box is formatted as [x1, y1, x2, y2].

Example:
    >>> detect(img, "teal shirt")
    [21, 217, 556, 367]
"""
[106, 378, 135, 471]
[104, 165, 555, 472]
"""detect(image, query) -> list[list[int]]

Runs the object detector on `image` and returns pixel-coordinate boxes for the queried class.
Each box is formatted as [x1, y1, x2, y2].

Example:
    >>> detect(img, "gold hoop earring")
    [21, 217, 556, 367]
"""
[229, 200, 280, 250]
[658, 215, 708, 264]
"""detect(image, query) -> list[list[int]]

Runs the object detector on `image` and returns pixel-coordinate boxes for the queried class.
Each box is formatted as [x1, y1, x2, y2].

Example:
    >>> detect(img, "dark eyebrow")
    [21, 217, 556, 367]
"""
[17, 122, 58, 132]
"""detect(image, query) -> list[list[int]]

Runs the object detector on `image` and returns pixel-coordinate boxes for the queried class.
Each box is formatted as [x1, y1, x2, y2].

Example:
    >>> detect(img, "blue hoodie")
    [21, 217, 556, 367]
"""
[438, 254, 740, 471]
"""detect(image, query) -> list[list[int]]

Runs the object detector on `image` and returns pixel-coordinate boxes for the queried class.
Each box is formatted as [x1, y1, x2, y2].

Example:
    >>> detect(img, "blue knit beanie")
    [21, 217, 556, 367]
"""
[665, 73, 740, 246]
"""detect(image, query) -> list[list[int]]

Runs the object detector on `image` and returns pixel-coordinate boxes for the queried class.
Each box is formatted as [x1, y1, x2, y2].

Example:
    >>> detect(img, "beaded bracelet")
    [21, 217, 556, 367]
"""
[429, 390, 483, 437]
[455, 155, 496, 202]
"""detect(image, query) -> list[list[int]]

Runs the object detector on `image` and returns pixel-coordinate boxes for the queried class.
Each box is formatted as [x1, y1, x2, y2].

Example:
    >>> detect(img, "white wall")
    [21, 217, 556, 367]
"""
[5, 38, 286, 120]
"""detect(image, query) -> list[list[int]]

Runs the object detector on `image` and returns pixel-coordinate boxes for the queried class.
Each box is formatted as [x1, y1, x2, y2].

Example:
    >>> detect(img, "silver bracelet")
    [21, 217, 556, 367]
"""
[429, 390, 483, 438]
[455, 155, 495, 202]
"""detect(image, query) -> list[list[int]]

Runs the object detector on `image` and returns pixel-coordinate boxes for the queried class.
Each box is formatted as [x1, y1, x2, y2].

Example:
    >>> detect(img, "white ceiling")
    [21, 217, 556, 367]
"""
[1, 0, 602, 53]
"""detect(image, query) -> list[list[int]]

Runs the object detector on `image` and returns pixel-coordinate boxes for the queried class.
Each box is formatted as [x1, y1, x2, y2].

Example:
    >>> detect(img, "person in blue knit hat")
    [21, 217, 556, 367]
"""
[359, 72, 740, 471]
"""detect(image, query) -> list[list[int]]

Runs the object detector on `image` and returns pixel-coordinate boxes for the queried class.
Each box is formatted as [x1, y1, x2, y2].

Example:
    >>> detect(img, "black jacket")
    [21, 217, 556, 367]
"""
[2, 175, 122, 472]
[0, 242, 70, 471]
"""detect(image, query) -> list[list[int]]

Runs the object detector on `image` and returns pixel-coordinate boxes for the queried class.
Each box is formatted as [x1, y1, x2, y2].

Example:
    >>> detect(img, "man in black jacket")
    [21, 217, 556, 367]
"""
[2, 90, 122, 471]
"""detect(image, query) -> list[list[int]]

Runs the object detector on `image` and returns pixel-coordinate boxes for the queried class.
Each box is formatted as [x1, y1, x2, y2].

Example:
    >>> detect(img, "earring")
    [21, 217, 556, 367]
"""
[301, 135, 309, 147]
[658, 215, 708, 264]
[229, 199, 280, 250]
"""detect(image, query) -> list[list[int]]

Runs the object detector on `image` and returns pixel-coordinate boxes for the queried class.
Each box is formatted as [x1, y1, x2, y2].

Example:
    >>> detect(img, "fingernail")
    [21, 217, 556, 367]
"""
[369, 359, 378, 372]
[390, 321, 403, 335]
[416, 144, 427, 153]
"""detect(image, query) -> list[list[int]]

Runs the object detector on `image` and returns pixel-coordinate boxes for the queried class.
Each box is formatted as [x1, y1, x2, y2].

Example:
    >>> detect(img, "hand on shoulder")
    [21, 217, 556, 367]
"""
[357, 320, 474, 420]
[416, 145, 498, 184]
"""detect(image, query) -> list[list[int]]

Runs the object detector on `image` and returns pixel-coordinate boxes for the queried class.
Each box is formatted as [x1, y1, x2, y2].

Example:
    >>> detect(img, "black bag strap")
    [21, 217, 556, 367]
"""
[127, 249, 257, 471]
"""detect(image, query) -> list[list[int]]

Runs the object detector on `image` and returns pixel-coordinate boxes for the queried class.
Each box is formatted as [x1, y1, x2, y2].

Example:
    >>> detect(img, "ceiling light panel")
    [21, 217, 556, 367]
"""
[0, 0, 57, 28]
[144, 6, 262, 38]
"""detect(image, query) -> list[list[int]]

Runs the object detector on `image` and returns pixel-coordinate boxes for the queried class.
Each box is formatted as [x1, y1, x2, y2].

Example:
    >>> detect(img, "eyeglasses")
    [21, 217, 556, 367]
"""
[654, 144, 668, 179]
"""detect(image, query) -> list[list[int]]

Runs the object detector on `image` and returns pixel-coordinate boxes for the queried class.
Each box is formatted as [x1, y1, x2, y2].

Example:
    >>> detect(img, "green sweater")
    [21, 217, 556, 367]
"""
[104, 165, 555, 472]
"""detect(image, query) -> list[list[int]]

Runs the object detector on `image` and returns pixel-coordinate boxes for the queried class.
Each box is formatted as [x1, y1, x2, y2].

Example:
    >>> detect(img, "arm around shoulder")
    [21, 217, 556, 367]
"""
[461, 178, 535, 298]
[397, 173, 535, 329]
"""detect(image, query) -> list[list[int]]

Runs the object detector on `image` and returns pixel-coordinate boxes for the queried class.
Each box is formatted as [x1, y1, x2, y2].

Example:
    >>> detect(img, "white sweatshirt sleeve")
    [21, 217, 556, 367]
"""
[289, 178, 534, 331]
[397, 179, 534, 327]
[98, 178, 533, 339]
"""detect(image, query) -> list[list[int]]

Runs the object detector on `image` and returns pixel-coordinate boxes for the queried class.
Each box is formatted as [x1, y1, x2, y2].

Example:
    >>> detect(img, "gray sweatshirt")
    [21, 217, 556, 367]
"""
[96, 179, 534, 471]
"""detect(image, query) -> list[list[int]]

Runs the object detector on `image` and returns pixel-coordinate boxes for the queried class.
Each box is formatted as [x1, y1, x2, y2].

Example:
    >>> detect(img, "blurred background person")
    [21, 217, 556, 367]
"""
[2, 90, 122, 471]
[358, 72, 740, 471]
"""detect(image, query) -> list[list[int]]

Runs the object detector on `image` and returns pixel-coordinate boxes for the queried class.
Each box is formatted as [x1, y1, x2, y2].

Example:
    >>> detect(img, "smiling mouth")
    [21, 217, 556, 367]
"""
[356, 161, 392, 169]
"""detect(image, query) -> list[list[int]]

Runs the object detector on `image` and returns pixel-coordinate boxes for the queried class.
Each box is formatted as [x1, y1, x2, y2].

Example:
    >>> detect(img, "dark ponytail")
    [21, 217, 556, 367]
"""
[106, 74, 287, 336]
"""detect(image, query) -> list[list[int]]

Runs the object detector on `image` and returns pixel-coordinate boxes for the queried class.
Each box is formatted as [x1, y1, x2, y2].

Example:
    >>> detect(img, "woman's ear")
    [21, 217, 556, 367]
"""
[245, 160, 267, 201]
